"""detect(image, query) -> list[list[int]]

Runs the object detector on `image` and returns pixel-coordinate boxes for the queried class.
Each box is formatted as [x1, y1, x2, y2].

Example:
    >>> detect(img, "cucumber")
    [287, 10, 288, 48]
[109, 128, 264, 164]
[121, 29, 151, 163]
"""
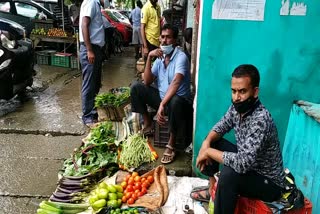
[44, 201, 89, 210]
[39, 202, 62, 213]
[37, 208, 61, 214]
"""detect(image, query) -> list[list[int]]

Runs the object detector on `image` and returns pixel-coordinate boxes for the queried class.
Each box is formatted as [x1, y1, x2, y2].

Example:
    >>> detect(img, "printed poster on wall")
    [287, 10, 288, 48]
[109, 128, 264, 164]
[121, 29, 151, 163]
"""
[280, 0, 307, 16]
[212, 0, 266, 21]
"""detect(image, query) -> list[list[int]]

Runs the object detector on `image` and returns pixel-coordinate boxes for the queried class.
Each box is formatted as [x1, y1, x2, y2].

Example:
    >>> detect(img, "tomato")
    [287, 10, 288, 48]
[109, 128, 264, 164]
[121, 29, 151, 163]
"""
[132, 172, 139, 178]
[131, 193, 138, 200]
[125, 174, 131, 182]
[128, 178, 135, 186]
[134, 189, 140, 195]
[121, 181, 127, 189]
[126, 184, 133, 192]
[147, 175, 154, 183]
[134, 175, 141, 182]
[134, 182, 142, 190]
[125, 192, 132, 199]
[138, 191, 144, 197]
[141, 177, 146, 183]
[122, 195, 127, 203]
[127, 198, 134, 205]
[141, 187, 147, 194]
[133, 185, 138, 191]
[142, 181, 150, 188]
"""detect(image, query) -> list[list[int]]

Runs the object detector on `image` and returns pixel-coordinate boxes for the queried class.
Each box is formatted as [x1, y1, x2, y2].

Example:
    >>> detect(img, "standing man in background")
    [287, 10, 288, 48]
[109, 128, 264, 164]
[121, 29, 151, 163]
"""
[104, 0, 111, 9]
[69, 0, 80, 27]
[79, 0, 105, 126]
[141, 0, 161, 60]
[130, 0, 143, 59]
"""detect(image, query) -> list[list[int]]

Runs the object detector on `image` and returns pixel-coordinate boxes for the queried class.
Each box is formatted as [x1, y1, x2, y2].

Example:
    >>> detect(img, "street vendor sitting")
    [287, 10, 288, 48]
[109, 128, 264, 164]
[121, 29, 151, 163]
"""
[192, 65, 285, 213]
[130, 24, 193, 164]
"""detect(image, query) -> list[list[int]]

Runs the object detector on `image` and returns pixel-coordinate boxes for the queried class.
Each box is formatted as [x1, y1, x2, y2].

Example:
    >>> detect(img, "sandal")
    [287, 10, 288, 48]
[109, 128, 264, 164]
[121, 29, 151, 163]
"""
[161, 144, 175, 164]
[190, 187, 211, 203]
[142, 126, 154, 137]
[191, 186, 209, 192]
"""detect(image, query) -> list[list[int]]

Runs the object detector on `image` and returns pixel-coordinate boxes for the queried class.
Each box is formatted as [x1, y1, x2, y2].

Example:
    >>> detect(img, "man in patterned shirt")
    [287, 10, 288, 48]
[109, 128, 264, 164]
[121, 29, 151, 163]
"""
[192, 64, 285, 213]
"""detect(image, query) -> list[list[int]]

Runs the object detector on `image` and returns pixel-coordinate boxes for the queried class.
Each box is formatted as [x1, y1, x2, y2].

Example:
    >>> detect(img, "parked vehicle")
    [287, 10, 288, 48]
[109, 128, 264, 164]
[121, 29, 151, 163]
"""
[0, 17, 34, 100]
[33, 0, 57, 13]
[107, 9, 131, 25]
[118, 10, 131, 19]
[0, 0, 56, 37]
[102, 9, 132, 46]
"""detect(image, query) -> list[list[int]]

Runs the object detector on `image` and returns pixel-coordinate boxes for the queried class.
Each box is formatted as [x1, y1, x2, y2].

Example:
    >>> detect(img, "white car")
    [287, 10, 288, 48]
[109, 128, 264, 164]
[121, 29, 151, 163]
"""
[107, 9, 131, 25]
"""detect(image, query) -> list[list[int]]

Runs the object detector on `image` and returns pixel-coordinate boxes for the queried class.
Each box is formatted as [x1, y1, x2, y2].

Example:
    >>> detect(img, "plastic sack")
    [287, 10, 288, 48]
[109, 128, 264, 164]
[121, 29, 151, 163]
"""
[38, 12, 47, 20]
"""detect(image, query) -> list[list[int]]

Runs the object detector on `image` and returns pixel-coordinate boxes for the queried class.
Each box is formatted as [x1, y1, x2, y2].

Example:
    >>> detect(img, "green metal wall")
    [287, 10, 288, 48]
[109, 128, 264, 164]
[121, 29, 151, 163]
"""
[194, 0, 320, 176]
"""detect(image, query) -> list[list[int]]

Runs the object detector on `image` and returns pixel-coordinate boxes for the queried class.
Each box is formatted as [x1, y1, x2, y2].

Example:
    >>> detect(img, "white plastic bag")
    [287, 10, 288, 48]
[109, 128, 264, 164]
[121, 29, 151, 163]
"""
[38, 11, 47, 20]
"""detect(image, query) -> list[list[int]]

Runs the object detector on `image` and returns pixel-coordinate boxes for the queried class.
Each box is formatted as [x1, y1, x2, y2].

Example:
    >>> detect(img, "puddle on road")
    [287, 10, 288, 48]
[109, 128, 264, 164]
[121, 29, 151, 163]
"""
[0, 97, 22, 117]
[0, 47, 138, 120]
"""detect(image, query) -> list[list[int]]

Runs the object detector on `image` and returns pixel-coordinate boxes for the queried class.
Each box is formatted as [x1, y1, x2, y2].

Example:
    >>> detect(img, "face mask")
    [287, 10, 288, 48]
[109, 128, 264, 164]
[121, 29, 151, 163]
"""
[160, 44, 174, 55]
[232, 96, 257, 114]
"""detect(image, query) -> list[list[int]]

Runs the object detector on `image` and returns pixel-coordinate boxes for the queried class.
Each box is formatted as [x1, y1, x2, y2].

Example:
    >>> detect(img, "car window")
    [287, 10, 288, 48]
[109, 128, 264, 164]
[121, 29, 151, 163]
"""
[106, 10, 119, 22]
[112, 11, 124, 20]
[0, 2, 10, 12]
[15, 2, 39, 18]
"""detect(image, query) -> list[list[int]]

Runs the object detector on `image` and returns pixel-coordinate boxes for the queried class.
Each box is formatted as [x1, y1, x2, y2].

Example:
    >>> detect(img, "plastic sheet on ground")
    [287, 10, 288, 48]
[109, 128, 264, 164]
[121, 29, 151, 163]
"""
[160, 176, 209, 214]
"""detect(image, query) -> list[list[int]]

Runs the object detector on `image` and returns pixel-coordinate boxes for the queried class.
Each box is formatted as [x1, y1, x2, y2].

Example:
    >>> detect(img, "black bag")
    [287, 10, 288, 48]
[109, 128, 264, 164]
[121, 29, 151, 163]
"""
[279, 168, 305, 211]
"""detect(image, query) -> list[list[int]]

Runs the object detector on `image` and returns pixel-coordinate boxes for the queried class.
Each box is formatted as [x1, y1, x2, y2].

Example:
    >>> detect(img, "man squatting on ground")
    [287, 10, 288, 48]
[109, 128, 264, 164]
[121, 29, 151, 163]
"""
[130, 24, 193, 164]
[193, 64, 285, 213]
[79, 0, 105, 126]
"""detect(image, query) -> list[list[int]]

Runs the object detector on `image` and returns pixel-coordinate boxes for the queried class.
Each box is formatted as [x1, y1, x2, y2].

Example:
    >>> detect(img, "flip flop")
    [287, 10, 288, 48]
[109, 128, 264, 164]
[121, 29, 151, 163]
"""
[190, 188, 211, 203]
[161, 144, 175, 164]
[191, 186, 209, 192]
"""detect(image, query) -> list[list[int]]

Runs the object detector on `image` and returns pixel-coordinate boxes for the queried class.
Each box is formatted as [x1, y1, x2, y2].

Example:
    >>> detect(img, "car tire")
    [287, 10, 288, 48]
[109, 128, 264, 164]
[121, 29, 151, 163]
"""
[0, 72, 13, 100]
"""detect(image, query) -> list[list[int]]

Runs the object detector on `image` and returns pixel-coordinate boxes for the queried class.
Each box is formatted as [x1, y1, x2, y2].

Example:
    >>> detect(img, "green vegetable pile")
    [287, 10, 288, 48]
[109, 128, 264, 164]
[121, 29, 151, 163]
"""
[95, 87, 130, 108]
[119, 133, 153, 169]
[62, 122, 119, 176]
[37, 201, 89, 214]
[89, 182, 123, 211]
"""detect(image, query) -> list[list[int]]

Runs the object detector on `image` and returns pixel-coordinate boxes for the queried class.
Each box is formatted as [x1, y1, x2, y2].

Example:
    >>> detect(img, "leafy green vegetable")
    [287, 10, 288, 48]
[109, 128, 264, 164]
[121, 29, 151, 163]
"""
[62, 122, 119, 176]
[95, 87, 130, 108]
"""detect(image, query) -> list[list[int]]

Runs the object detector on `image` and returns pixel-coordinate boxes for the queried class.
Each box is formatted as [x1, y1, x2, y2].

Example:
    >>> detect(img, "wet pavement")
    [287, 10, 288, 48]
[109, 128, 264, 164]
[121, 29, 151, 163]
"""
[0, 47, 192, 214]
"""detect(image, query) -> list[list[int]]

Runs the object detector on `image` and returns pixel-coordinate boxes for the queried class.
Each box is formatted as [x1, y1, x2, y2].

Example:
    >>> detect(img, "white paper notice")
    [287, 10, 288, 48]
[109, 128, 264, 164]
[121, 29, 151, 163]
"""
[280, 0, 307, 16]
[212, 0, 266, 21]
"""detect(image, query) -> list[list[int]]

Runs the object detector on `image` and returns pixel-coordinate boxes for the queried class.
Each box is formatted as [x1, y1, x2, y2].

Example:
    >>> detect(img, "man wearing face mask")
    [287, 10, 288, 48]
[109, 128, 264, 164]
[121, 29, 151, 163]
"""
[191, 65, 285, 213]
[130, 24, 192, 164]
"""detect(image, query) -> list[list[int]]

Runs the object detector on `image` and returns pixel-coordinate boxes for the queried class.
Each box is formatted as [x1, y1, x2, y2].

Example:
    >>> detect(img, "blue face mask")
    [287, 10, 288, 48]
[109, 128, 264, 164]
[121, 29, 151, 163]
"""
[160, 44, 174, 55]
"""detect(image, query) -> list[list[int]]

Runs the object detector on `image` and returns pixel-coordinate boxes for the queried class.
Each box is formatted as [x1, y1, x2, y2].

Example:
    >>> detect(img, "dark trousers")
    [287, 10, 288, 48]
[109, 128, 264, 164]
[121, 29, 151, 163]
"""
[201, 139, 283, 214]
[130, 81, 193, 150]
[79, 44, 103, 124]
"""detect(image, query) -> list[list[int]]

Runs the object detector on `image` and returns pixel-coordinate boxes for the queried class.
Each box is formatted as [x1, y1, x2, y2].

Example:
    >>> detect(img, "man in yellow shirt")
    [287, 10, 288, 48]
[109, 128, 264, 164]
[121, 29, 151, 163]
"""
[141, 0, 161, 59]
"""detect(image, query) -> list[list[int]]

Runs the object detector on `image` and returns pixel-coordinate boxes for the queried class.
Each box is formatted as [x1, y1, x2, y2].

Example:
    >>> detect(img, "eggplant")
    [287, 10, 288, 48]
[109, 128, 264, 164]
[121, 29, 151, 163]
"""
[56, 186, 84, 194]
[49, 195, 81, 203]
[63, 174, 91, 180]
